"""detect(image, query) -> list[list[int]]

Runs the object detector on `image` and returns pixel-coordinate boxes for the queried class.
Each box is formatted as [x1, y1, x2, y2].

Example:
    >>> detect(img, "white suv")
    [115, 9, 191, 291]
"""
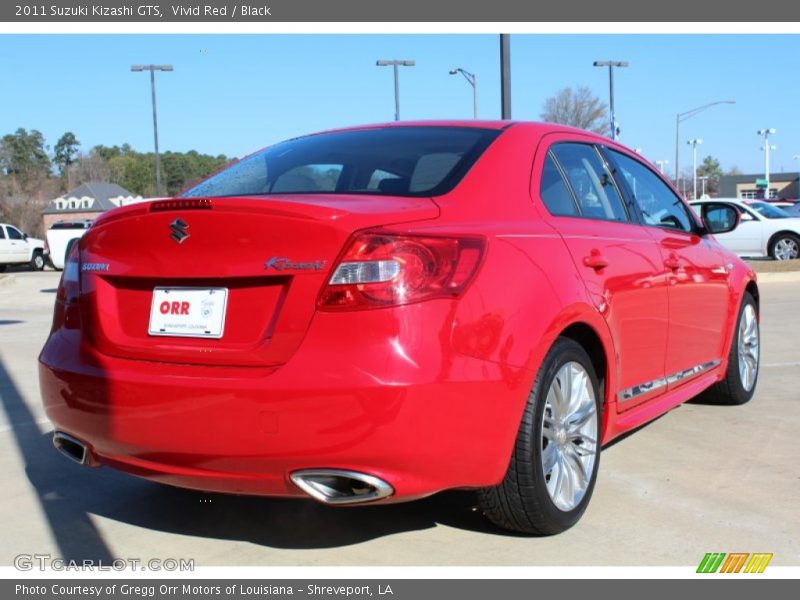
[0, 223, 46, 271]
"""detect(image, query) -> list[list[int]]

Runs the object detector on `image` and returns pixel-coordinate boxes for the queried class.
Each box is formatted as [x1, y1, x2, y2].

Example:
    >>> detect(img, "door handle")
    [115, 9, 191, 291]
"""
[583, 252, 609, 270]
[664, 255, 681, 270]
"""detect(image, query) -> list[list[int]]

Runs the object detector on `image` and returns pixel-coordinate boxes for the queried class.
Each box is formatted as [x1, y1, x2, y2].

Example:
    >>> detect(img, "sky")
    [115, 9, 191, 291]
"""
[1, 33, 799, 176]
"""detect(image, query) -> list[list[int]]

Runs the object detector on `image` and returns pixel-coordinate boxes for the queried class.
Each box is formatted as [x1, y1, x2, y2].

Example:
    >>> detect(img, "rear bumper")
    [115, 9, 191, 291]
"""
[39, 311, 533, 502]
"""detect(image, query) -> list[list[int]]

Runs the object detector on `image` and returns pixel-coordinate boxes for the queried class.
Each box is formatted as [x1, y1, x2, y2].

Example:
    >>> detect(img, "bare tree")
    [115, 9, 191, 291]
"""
[540, 86, 609, 135]
[71, 151, 116, 187]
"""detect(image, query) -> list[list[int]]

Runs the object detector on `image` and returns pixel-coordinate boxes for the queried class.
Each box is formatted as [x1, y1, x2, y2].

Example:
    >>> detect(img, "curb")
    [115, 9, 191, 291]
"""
[754, 271, 800, 283]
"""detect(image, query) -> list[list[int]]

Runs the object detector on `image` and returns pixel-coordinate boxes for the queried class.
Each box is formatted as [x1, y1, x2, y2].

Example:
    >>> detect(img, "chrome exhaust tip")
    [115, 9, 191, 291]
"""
[290, 469, 394, 505]
[52, 431, 89, 465]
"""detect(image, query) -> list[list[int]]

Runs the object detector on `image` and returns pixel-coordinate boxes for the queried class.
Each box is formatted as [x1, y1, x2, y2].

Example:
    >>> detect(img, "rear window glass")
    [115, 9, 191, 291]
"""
[181, 127, 501, 198]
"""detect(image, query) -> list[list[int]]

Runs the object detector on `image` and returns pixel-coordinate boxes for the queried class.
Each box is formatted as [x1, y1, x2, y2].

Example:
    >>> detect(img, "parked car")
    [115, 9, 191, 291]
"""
[45, 219, 93, 270]
[0, 223, 46, 271]
[40, 122, 759, 535]
[690, 198, 800, 260]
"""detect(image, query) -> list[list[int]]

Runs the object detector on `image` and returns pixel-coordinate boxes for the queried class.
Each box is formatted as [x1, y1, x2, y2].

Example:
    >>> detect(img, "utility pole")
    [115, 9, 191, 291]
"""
[131, 64, 173, 196]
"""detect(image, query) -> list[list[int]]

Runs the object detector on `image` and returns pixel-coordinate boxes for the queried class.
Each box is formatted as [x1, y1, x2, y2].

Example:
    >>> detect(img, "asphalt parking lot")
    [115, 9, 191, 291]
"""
[1, 270, 798, 567]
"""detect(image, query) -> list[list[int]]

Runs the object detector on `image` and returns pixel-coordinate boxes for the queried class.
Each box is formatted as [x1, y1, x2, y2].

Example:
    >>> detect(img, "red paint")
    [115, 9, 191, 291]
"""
[39, 121, 757, 502]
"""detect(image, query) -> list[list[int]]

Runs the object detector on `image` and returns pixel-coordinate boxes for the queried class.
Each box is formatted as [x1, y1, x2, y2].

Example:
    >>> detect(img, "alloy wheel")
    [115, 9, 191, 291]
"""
[738, 304, 759, 392]
[773, 237, 800, 261]
[541, 361, 598, 512]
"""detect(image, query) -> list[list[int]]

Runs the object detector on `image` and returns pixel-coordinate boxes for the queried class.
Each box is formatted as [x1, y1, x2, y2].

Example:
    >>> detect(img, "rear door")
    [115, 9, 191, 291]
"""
[535, 136, 670, 409]
[606, 149, 732, 383]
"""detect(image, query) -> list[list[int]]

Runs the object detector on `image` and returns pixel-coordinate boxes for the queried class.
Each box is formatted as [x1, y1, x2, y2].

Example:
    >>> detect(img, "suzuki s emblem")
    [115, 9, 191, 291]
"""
[169, 218, 190, 244]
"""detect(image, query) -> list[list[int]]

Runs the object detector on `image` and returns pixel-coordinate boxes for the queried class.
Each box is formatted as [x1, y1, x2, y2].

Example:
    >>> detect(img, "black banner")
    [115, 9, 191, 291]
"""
[4, 579, 798, 600]
[3, 0, 800, 22]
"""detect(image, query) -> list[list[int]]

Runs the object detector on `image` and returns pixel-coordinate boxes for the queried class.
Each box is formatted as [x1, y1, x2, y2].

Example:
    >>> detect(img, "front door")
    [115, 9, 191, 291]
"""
[607, 149, 732, 383]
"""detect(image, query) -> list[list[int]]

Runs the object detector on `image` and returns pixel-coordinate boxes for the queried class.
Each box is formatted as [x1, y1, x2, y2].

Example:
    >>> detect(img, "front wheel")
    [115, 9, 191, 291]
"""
[769, 234, 800, 261]
[479, 337, 601, 535]
[699, 292, 759, 405]
[30, 251, 45, 271]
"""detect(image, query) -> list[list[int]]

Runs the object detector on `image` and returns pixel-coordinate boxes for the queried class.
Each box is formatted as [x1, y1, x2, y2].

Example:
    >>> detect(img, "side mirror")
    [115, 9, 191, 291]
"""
[701, 203, 740, 235]
[23, 233, 28, 240]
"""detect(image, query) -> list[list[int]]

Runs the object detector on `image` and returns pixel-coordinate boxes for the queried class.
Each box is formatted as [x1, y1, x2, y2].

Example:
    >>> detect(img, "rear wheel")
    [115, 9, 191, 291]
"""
[30, 250, 45, 271]
[479, 338, 601, 535]
[0, 264, 6, 273]
[699, 292, 759, 405]
[769, 234, 800, 261]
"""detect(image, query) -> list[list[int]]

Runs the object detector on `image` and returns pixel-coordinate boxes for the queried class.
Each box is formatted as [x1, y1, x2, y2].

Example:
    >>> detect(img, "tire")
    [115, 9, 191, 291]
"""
[769, 234, 800, 261]
[30, 250, 45, 271]
[698, 292, 759, 405]
[0, 264, 6, 273]
[479, 337, 602, 535]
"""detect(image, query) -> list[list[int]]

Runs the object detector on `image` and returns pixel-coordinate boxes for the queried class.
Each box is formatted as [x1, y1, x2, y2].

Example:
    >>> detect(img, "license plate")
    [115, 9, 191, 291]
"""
[148, 287, 228, 339]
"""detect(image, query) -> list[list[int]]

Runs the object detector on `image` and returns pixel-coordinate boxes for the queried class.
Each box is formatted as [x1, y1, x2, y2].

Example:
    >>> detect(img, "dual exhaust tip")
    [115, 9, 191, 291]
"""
[290, 469, 394, 505]
[52, 432, 393, 505]
[52, 431, 89, 465]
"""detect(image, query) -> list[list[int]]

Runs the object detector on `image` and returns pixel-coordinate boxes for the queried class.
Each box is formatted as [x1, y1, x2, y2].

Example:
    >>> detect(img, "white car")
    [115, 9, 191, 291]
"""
[45, 219, 93, 270]
[690, 198, 800, 260]
[0, 223, 46, 271]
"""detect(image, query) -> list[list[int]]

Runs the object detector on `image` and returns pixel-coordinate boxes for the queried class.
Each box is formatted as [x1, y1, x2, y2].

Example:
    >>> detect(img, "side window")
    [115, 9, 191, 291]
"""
[6, 226, 23, 240]
[551, 143, 629, 222]
[539, 152, 578, 216]
[0, 227, 6, 239]
[609, 150, 694, 233]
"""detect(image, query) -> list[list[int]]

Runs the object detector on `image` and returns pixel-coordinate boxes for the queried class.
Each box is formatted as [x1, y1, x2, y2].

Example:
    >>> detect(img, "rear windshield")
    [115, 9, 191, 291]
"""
[181, 126, 502, 198]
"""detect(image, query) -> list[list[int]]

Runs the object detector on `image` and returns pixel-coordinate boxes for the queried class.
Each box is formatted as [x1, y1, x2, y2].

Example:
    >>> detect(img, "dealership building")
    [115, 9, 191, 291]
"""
[718, 172, 800, 200]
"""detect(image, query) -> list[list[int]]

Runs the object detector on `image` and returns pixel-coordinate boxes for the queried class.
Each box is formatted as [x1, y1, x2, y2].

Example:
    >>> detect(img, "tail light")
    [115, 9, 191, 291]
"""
[318, 232, 485, 310]
[53, 243, 82, 330]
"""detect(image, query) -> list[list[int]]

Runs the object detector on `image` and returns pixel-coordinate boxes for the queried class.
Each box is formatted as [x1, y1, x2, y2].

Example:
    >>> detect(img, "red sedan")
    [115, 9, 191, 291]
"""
[39, 121, 759, 534]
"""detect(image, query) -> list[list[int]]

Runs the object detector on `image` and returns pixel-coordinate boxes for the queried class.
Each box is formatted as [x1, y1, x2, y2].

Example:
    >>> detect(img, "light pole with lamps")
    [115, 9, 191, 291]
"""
[655, 159, 670, 174]
[376, 59, 415, 121]
[449, 68, 477, 119]
[757, 128, 777, 199]
[674, 100, 735, 189]
[687, 138, 703, 200]
[131, 64, 173, 197]
[593, 60, 628, 140]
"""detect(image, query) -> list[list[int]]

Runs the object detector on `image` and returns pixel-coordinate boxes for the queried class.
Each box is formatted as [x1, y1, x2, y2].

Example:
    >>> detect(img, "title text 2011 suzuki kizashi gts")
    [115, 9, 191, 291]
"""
[39, 122, 760, 534]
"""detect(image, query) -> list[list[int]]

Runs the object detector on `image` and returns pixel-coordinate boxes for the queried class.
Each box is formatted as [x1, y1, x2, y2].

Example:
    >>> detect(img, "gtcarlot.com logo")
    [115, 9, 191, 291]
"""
[14, 554, 194, 572]
[697, 552, 773, 573]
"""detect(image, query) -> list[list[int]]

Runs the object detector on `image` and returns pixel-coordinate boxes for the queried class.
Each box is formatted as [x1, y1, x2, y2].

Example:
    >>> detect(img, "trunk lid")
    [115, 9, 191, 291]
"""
[79, 195, 438, 366]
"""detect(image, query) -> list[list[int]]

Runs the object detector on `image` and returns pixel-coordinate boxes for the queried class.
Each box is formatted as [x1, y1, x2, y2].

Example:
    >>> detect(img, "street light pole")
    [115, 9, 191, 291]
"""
[655, 159, 670, 174]
[500, 34, 511, 119]
[687, 138, 703, 200]
[376, 59, 415, 121]
[674, 100, 735, 188]
[757, 128, 777, 199]
[449, 68, 478, 119]
[593, 60, 628, 140]
[131, 64, 173, 197]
